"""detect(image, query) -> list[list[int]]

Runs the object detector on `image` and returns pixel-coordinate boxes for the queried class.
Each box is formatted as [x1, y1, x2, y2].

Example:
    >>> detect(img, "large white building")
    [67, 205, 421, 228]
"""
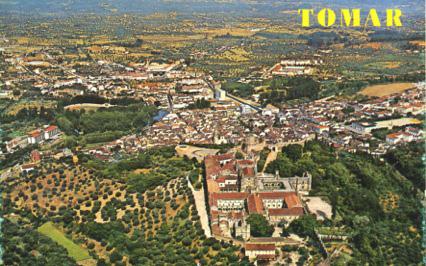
[215, 87, 227, 101]
[214, 193, 248, 211]
[27, 125, 62, 145]
[245, 243, 276, 260]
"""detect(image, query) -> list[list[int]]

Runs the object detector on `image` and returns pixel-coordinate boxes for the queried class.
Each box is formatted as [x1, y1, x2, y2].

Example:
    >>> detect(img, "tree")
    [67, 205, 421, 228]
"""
[188, 98, 211, 109]
[384, 143, 424, 189]
[246, 214, 274, 237]
[97, 258, 108, 266]
[265, 153, 295, 177]
[261, 77, 319, 104]
[282, 144, 303, 162]
[110, 250, 123, 263]
[235, 151, 244, 159]
[12, 89, 21, 96]
[285, 215, 318, 238]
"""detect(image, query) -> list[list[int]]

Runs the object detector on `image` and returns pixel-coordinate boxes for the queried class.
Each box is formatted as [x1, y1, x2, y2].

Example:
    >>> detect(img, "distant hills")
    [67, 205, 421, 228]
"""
[0, 0, 423, 17]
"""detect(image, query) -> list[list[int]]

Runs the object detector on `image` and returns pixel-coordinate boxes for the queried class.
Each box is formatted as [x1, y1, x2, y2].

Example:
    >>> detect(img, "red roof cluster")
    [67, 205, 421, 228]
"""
[205, 153, 235, 180]
[205, 154, 305, 238]
[31, 150, 41, 162]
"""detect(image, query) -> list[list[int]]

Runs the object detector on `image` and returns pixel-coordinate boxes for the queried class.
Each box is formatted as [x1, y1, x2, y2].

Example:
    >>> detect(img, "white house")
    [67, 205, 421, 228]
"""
[27, 129, 44, 144]
[245, 243, 276, 260]
[44, 125, 61, 140]
[386, 132, 414, 145]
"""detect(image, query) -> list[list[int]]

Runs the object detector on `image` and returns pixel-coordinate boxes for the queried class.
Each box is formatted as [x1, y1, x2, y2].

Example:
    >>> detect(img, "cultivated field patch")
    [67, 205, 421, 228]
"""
[38, 222, 92, 262]
[359, 83, 415, 97]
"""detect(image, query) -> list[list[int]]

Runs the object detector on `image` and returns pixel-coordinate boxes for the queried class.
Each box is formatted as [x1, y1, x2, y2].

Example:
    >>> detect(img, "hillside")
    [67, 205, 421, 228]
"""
[266, 141, 423, 264]
[1, 148, 250, 265]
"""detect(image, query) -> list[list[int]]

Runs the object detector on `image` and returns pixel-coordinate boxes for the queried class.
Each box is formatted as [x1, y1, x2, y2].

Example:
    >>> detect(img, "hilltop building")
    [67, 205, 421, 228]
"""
[205, 153, 311, 240]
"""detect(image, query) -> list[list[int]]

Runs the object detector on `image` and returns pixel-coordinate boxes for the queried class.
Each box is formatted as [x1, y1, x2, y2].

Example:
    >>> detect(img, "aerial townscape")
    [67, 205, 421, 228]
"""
[0, 1, 424, 266]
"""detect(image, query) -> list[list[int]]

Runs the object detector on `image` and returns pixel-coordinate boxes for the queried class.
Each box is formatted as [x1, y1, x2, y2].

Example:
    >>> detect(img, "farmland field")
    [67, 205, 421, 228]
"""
[359, 83, 415, 97]
[138, 34, 205, 43]
[196, 27, 256, 38]
[37, 222, 92, 262]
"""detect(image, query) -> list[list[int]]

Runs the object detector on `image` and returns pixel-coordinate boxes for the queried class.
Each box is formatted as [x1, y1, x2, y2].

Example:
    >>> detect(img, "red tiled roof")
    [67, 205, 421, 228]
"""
[257, 192, 302, 208]
[315, 125, 329, 129]
[31, 150, 41, 161]
[258, 192, 288, 199]
[213, 192, 249, 200]
[268, 207, 304, 216]
[242, 167, 255, 177]
[272, 64, 282, 72]
[218, 174, 238, 180]
[236, 159, 254, 165]
[386, 132, 400, 139]
[283, 192, 302, 209]
[205, 153, 235, 180]
[21, 163, 37, 169]
[247, 194, 264, 214]
[216, 177, 226, 183]
[45, 125, 58, 132]
[28, 130, 41, 138]
[245, 243, 276, 251]
[222, 161, 236, 171]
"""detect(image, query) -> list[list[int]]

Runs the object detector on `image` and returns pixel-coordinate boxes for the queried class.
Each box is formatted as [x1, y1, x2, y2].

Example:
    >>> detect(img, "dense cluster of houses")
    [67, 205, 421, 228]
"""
[311, 85, 424, 154]
[2, 51, 423, 180]
[82, 82, 424, 163]
[2, 47, 423, 160]
[1, 50, 205, 102]
[385, 126, 423, 145]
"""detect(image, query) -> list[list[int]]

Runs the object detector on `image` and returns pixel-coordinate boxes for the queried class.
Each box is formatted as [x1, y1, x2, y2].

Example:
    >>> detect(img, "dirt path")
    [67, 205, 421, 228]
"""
[186, 177, 211, 237]
[262, 150, 278, 172]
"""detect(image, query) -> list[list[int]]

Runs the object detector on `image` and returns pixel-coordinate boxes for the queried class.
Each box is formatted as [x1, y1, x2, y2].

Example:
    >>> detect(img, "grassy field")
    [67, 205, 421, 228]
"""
[359, 82, 415, 97]
[38, 222, 92, 262]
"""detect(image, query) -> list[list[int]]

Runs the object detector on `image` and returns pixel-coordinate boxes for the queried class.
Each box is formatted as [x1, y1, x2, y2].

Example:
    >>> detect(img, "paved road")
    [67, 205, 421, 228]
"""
[186, 177, 212, 237]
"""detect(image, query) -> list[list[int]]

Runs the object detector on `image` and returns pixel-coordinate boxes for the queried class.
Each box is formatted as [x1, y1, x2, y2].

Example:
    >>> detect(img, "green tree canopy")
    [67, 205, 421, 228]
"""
[282, 144, 303, 161]
[285, 214, 318, 238]
[246, 214, 274, 237]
